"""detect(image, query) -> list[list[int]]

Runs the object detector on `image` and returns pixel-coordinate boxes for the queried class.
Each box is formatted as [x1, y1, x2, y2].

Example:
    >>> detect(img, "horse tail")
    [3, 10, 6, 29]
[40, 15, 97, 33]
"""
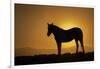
[80, 33, 85, 54]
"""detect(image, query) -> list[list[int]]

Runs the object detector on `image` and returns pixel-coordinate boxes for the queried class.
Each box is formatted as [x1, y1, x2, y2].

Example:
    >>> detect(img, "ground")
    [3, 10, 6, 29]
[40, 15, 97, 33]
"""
[15, 52, 94, 65]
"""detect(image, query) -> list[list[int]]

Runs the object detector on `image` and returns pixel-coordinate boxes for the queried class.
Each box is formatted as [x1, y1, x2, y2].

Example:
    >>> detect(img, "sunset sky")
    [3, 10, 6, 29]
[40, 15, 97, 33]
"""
[15, 4, 94, 56]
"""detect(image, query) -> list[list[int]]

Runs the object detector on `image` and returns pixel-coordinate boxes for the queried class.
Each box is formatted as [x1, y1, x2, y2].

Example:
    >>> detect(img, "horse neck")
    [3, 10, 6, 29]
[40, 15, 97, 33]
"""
[52, 26, 62, 35]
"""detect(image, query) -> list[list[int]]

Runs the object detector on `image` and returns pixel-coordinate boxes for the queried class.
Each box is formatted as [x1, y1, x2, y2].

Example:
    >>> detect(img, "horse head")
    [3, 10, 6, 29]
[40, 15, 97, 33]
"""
[47, 23, 54, 36]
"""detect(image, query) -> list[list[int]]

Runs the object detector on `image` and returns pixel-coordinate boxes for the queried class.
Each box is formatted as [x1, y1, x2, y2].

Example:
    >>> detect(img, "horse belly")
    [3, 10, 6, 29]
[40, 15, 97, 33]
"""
[62, 35, 73, 42]
[55, 34, 73, 42]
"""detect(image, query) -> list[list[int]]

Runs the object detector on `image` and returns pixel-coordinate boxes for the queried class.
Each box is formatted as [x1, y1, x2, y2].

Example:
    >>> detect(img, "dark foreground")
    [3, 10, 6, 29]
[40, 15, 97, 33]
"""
[15, 52, 94, 65]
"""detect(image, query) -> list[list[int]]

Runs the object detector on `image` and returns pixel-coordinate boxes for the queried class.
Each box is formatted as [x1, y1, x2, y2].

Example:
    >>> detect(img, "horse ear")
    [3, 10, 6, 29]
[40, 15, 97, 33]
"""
[47, 23, 49, 25]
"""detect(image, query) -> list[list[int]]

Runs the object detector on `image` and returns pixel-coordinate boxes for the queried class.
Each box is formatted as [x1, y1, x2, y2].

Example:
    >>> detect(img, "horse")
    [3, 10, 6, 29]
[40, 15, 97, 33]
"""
[47, 23, 85, 55]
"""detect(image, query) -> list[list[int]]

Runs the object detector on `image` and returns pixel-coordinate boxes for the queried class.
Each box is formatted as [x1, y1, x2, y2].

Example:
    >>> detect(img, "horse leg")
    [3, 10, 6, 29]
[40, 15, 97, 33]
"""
[80, 39, 85, 54]
[57, 42, 61, 55]
[75, 39, 79, 54]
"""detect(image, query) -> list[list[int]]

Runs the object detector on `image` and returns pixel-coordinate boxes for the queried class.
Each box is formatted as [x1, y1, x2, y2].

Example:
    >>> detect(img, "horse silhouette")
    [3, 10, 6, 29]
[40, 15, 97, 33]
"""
[47, 23, 85, 55]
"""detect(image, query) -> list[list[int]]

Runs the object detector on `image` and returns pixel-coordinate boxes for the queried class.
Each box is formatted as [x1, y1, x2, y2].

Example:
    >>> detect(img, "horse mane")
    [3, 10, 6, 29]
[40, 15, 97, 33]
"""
[52, 24, 63, 30]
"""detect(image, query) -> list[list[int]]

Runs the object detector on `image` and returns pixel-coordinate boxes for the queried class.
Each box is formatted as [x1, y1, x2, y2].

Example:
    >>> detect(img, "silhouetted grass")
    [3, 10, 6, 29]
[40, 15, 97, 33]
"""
[15, 52, 94, 65]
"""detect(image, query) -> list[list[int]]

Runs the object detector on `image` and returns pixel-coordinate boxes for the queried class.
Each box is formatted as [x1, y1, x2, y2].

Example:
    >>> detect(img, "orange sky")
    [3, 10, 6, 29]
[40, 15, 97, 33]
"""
[15, 4, 94, 56]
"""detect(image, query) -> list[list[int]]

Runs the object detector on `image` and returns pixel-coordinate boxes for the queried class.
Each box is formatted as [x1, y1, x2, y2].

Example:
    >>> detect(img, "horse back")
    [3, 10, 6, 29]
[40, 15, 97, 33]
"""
[66, 27, 83, 40]
[54, 27, 83, 42]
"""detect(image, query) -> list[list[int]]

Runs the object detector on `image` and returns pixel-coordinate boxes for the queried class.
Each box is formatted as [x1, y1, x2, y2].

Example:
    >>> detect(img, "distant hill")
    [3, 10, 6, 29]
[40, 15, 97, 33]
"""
[15, 47, 74, 56]
[15, 47, 93, 56]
